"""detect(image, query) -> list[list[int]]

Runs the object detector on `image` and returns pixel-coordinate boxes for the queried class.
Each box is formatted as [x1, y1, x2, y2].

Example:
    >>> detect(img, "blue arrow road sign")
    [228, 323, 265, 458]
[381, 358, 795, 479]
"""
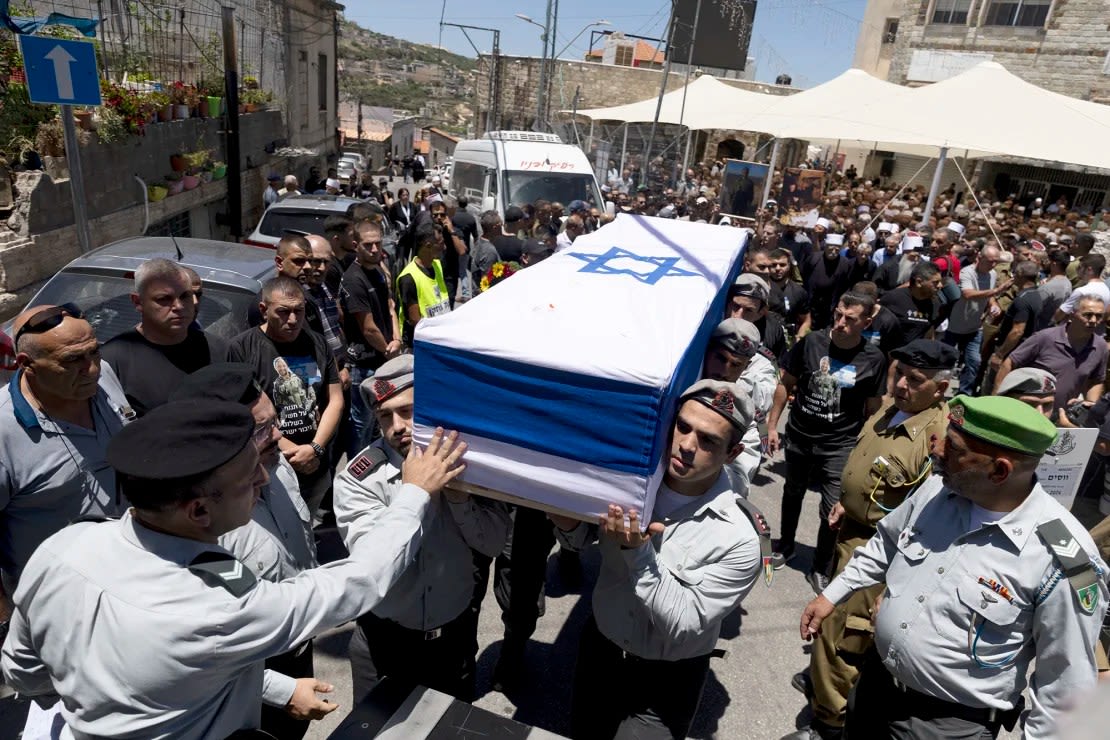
[18, 35, 101, 107]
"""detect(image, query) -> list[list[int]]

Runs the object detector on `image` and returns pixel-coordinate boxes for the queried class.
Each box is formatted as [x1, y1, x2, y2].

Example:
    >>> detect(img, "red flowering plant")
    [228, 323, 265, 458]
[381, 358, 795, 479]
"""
[100, 80, 148, 136]
[479, 261, 522, 292]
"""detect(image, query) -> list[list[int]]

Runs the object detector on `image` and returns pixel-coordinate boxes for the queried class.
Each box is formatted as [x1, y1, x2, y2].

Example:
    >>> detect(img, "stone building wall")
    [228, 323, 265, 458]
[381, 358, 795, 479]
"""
[888, 0, 1110, 101]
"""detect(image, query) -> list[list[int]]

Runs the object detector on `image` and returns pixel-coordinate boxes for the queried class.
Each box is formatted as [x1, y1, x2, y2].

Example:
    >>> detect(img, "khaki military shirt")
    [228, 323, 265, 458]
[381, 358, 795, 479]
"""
[840, 400, 948, 530]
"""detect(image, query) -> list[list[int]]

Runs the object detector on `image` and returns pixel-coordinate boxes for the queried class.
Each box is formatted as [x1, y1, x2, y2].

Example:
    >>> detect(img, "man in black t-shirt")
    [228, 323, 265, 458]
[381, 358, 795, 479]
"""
[985, 260, 1044, 381]
[340, 219, 400, 456]
[229, 276, 343, 517]
[102, 258, 227, 416]
[430, 197, 467, 308]
[853, 281, 902, 359]
[802, 240, 855, 331]
[766, 292, 887, 593]
[768, 248, 811, 340]
[879, 261, 943, 346]
[491, 205, 526, 263]
[323, 214, 358, 295]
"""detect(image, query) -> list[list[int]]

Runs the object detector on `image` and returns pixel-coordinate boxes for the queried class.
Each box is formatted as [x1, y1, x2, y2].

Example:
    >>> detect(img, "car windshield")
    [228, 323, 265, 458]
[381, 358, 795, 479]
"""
[26, 271, 258, 343]
[502, 171, 601, 210]
[258, 209, 338, 238]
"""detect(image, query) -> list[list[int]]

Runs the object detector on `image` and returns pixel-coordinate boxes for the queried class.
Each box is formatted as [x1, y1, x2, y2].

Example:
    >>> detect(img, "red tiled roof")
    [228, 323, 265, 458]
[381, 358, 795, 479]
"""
[585, 39, 664, 65]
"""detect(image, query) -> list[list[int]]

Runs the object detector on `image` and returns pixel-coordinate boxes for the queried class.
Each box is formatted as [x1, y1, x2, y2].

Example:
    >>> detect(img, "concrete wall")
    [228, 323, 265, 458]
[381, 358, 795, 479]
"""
[283, 0, 340, 155]
[476, 55, 795, 133]
[853, 0, 905, 78]
[888, 0, 1110, 100]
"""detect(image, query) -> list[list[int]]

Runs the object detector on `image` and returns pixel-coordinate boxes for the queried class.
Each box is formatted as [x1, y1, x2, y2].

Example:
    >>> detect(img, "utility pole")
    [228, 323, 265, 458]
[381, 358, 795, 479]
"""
[440, 22, 501, 134]
[534, 0, 554, 131]
[644, 4, 678, 170]
[221, 5, 242, 239]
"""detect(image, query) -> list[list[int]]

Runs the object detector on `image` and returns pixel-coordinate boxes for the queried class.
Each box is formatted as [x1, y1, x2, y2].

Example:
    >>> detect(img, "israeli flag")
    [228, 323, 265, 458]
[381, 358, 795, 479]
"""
[413, 215, 747, 523]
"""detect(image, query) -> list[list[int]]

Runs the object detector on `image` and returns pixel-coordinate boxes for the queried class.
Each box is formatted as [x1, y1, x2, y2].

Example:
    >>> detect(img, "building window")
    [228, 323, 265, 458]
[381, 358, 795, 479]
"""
[318, 53, 328, 111]
[931, 0, 971, 24]
[614, 45, 633, 67]
[984, 0, 1051, 26]
[147, 211, 191, 238]
[883, 18, 899, 43]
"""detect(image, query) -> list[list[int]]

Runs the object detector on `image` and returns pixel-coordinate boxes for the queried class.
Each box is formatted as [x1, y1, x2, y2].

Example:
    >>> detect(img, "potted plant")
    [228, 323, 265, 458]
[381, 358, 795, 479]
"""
[184, 149, 210, 170]
[168, 82, 197, 119]
[241, 88, 268, 113]
[164, 172, 184, 195]
[74, 108, 93, 131]
[198, 78, 222, 118]
[182, 171, 200, 190]
[34, 118, 66, 157]
[147, 183, 168, 202]
[95, 108, 129, 144]
[148, 90, 172, 123]
[169, 152, 187, 172]
[211, 160, 227, 180]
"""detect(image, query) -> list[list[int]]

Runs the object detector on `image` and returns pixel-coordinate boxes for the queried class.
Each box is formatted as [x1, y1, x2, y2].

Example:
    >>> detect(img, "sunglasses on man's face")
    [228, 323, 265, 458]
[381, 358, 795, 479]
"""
[14, 303, 84, 345]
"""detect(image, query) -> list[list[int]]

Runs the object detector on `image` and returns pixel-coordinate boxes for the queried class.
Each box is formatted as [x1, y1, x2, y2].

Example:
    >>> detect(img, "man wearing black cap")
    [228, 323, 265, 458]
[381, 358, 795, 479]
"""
[554, 379, 767, 740]
[0, 400, 467, 739]
[730, 273, 788, 363]
[790, 340, 954, 740]
[170, 364, 319, 739]
[492, 206, 526, 263]
[335, 355, 510, 702]
[767, 292, 887, 589]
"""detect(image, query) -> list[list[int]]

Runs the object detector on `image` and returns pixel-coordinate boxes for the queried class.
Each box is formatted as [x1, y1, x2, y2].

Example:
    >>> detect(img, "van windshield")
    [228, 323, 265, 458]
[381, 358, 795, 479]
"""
[502, 171, 601, 210]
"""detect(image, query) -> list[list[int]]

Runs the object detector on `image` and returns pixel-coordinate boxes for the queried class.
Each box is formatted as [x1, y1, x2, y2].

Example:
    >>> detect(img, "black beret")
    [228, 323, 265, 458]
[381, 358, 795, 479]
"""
[168, 363, 263, 406]
[890, 339, 958, 370]
[504, 205, 525, 222]
[522, 238, 552, 257]
[107, 400, 254, 481]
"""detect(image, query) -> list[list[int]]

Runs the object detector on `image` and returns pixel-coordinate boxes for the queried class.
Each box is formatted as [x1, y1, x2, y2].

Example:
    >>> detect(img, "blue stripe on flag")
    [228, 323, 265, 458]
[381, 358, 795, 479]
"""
[413, 341, 663, 475]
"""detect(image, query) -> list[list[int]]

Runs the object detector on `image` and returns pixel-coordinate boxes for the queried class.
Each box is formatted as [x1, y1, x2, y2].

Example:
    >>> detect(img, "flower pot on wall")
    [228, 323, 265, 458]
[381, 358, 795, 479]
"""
[170, 154, 187, 172]
[157, 104, 173, 122]
[173, 104, 190, 120]
[198, 98, 210, 118]
[165, 177, 185, 195]
[148, 184, 168, 202]
[207, 96, 222, 117]
[74, 110, 93, 131]
[182, 174, 200, 191]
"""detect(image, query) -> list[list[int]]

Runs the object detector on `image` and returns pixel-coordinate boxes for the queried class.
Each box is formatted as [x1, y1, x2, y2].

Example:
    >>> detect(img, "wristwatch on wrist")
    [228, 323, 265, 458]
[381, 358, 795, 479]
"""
[310, 442, 325, 458]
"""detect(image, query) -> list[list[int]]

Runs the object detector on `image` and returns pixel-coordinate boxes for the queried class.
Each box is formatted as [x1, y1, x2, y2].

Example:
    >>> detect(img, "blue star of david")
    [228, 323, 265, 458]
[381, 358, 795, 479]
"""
[566, 247, 699, 285]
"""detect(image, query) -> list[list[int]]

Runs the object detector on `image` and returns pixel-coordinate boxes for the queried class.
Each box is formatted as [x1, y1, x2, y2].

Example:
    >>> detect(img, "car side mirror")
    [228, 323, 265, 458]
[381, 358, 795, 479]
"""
[481, 196, 495, 212]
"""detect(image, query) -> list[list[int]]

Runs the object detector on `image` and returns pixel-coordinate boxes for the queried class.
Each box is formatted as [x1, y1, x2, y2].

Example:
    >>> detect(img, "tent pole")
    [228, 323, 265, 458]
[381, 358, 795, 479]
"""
[620, 123, 629, 175]
[587, 118, 595, 154]
[682, 128, 693, 174]
[762, 138, 781, 208]
[921, 146, 949, 228]
[833, 139, 841, 173]
[644, 6, 679, 172]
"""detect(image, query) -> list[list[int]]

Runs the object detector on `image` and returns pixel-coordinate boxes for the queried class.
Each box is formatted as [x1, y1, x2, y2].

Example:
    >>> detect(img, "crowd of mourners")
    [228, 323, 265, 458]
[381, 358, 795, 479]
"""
[1, 151, 1109, 740]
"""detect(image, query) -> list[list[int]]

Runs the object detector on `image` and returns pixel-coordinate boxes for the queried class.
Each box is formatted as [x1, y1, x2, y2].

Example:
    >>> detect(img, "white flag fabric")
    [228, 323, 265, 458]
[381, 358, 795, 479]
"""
[412, 215, 748, 522]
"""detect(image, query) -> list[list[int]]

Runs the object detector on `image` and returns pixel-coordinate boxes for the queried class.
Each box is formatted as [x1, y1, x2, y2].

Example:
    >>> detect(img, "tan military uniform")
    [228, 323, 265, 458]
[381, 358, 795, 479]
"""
[808, 398, 949, 727]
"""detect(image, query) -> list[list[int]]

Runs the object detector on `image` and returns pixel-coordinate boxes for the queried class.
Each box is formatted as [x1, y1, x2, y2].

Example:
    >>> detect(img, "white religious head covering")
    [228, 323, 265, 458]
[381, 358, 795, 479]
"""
[947, 222, 966, 236]
[825, 233, 845, 246]
[878, 222, 894, 233]
[816, 217, 831, 229]
[901, 231, 924, 251]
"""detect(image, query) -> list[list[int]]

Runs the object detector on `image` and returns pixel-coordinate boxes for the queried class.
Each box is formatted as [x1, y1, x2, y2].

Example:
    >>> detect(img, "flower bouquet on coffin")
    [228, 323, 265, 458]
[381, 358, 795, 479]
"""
[479, 261, 522, 293]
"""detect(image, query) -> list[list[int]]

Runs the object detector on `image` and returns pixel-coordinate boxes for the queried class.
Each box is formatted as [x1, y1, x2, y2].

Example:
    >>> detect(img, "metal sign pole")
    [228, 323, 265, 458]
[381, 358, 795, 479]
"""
[60, 105, 92, 254]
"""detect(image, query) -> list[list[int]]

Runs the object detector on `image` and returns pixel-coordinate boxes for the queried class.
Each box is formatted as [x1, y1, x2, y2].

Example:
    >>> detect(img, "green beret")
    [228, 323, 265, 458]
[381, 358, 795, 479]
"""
[947, 394, 1057, 457]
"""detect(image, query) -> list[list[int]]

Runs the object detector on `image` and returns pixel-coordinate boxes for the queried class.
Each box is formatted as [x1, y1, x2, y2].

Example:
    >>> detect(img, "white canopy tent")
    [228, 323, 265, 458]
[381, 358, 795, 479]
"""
[568, 61, 1110, 220]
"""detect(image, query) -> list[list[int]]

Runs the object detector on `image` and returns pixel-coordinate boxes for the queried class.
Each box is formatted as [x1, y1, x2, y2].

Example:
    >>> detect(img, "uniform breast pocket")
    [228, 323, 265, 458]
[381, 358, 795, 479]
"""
[957, 579, 1026, 668]
[660, 544, 705, 587]
[895, 528, 930, 563]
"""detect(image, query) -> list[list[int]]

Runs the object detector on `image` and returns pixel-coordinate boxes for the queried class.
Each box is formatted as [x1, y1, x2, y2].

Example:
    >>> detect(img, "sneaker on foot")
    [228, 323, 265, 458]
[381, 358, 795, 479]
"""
[771, 546, 795, 570]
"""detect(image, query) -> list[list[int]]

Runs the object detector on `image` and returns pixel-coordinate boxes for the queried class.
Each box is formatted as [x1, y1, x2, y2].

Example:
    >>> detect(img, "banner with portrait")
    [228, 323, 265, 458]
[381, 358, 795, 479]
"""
[781, 168, 825, 212]
[718, 159, 769, 221]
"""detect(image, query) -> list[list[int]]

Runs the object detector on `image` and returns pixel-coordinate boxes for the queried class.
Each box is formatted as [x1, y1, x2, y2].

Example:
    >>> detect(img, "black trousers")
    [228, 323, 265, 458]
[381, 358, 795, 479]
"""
[259, 642, 314, 740]
[781, 438, 851, 576]
[845, 651, 1005, 740]
[471, 506, 557, 645]
[348, 610, 477, 704]
[570, 617, 710, 740]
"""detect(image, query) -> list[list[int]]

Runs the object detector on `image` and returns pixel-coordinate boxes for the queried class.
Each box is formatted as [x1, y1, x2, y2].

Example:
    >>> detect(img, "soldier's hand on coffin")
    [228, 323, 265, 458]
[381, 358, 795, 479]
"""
[599, 505, 664, 549]
[548, 513, 580, 532]
[402, 427, 467, 496]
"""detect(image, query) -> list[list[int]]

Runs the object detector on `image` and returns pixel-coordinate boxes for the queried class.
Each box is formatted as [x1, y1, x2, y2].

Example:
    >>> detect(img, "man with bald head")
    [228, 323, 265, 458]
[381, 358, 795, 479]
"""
[102, 257, 227, 415]
[0, 304, 133, 639]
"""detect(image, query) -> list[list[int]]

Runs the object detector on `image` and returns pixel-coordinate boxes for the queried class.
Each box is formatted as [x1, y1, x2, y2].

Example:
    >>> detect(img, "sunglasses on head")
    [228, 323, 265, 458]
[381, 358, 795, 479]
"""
[14, 303, 84, 345]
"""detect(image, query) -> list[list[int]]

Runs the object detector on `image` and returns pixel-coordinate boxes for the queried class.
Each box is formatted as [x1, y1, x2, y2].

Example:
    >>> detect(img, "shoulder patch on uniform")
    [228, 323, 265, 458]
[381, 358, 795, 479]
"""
[734, 496, 775, 588]
[188, 551, 257, 597]
[347, 445, 389, 480]
[757, 346, 777, 364]
[1036, 518, 1099, 613]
